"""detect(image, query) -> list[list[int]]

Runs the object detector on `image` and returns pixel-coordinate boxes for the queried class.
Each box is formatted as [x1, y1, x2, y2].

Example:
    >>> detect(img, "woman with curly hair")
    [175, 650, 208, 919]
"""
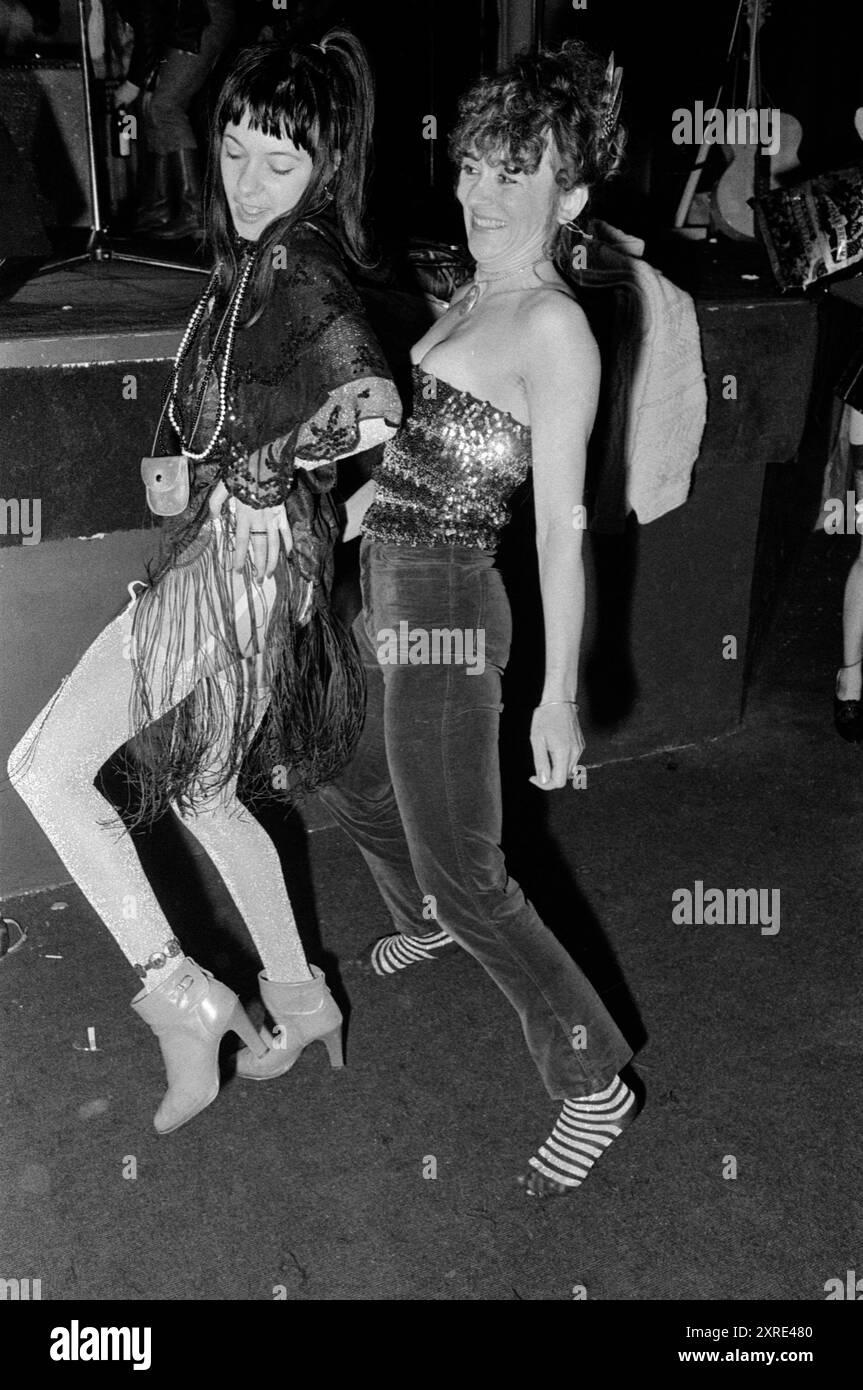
[314, 40, 640, 1197]
[7, 31, 401, 1134]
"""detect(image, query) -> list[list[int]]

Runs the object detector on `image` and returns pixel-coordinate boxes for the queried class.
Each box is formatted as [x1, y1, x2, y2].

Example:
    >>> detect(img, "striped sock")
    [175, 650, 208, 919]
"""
[370, 927, 454, 976]
[524, 1077, 636, 1196]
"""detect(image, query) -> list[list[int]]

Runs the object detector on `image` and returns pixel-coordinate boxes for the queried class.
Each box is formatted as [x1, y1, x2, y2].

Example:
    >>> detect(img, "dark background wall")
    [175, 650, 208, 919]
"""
[345, 0, 863, 241]
[283, 0, 863, 243]
[6, 1, 863, 245]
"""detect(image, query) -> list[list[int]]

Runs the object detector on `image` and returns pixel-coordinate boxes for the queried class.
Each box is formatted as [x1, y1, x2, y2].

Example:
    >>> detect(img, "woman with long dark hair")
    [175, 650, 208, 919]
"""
[7, 31, 401, 1134]
[315, 40, 640, 1197]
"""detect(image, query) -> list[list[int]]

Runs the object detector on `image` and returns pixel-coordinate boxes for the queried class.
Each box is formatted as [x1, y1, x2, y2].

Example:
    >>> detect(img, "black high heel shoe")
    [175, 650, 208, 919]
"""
[835, 661, 863, 742]
[834, 695, 863, 742]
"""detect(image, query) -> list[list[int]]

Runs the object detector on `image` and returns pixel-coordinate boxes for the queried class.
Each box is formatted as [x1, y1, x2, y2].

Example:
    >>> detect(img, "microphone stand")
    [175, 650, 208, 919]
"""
[36, 0, 208, 277]
[531, 0, 545, 54]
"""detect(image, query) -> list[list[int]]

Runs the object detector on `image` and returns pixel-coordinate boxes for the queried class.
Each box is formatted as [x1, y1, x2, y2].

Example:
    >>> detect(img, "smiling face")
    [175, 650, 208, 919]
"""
[456, 135, 587, 272]
[220, 112, 315, 240]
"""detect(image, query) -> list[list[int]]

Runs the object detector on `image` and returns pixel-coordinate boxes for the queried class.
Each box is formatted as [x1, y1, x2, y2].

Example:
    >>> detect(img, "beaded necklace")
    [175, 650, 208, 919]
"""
[168, 250, 256, 461]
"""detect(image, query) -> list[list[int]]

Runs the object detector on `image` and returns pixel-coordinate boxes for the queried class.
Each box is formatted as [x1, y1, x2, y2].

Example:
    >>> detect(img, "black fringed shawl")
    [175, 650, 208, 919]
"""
[129, 218, 401, 822]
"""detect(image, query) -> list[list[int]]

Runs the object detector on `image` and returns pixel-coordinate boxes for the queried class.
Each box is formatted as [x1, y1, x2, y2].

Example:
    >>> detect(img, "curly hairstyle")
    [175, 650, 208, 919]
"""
[449, 39, 625, 208]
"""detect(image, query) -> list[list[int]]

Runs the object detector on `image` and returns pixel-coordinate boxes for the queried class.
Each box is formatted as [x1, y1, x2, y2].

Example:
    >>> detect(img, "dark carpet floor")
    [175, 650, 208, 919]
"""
[0, 254, 206, 340]
[1, 533, 861, 1302]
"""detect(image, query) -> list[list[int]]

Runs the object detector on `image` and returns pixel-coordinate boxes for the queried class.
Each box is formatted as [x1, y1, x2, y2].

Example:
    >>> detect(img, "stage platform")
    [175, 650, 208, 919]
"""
[0, 256, 203, 366]
[0, 247, 832, 898]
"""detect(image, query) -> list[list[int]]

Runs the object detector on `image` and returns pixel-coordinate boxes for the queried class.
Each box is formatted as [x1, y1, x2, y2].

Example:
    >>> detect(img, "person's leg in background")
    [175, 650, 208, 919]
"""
[134, 95, 174, 236]
[145, 0, 237, 239]
[835, 407, 863, 738]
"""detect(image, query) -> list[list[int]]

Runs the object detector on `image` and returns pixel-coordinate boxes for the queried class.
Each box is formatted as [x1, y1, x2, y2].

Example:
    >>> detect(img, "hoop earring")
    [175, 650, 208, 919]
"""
[303, 186, 334, 221]
[559, 217, 594, 241]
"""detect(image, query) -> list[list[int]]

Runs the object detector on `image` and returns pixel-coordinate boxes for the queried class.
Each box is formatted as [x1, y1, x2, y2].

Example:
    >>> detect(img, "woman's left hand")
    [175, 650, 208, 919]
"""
[528, 703, 585, 790]
[208, 481, 293, 577]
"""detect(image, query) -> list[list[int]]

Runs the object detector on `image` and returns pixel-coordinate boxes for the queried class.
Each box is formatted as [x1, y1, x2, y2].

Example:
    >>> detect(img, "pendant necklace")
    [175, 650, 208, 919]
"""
[458, 254, 545, 317]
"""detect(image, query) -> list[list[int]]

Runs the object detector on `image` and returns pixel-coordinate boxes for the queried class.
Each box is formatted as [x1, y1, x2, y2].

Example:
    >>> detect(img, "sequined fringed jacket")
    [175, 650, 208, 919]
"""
[128, 218, 401, 823]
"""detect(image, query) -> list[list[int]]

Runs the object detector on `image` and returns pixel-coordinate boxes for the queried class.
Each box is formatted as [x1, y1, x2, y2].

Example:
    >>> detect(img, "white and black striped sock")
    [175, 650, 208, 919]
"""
[525, 1077, 636, 1194]
[370, 927, 454, 976]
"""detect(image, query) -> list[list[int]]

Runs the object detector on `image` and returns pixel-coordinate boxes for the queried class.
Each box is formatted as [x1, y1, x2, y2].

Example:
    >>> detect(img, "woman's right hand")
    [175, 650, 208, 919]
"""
[208, 481, 293, 577]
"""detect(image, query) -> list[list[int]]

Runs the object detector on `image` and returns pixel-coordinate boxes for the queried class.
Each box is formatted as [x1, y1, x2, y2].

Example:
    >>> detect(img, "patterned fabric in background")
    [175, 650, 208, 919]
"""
[755, 165, 863, 292]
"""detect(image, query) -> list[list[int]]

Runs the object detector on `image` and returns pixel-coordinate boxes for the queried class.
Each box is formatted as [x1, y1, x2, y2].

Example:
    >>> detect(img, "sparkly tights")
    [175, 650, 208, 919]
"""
[7, 581, 311, 992]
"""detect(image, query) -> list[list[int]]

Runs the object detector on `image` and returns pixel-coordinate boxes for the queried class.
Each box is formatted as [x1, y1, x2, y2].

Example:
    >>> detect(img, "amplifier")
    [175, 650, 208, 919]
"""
[0, 60, 133, 228]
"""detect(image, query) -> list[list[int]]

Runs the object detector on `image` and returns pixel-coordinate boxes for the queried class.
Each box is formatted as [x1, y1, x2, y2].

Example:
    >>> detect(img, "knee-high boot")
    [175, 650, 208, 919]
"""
[152, 148, 203, 240]
[134, 153, 173, 235]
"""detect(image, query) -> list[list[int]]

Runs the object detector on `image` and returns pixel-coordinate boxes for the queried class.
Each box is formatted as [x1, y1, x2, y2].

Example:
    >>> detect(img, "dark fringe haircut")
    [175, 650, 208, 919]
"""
[204, 28, 376, 327]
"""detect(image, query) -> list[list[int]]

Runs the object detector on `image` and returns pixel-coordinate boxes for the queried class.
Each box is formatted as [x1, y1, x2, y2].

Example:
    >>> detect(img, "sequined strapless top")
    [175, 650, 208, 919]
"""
[363, 365, 532, 549]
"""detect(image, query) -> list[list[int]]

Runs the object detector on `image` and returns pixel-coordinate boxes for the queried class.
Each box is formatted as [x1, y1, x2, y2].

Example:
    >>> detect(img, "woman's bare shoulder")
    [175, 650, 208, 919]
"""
[522, 284, 594, 341]
[516, 289, 598, 386]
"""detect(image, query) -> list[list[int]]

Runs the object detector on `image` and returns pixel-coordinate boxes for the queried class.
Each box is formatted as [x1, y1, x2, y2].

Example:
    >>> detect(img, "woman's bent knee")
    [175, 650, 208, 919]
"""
[7, 686, 101, 812]
[7, 726, 54, 810]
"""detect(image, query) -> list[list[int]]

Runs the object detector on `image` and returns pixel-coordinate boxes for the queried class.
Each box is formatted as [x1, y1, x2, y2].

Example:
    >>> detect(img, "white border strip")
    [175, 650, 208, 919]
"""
[0, 329, 182, 369]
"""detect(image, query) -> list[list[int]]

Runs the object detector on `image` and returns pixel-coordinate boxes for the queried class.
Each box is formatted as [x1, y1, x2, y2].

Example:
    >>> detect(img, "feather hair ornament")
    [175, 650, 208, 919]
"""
[601, 52, 623, 148]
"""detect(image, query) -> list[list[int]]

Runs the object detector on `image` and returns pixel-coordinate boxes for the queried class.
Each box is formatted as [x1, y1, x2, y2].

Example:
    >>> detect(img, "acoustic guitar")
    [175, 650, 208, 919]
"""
[711, 0, 802, 241]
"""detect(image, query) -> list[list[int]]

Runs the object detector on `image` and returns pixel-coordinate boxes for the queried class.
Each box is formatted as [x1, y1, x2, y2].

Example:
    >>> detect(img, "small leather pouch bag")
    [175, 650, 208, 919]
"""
[141, 453, 191, 516]
[141, 387, 192, 516]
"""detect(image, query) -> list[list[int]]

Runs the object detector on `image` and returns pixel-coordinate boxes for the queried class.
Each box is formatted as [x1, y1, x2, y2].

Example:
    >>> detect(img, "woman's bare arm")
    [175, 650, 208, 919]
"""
[522, 293, 600, 787]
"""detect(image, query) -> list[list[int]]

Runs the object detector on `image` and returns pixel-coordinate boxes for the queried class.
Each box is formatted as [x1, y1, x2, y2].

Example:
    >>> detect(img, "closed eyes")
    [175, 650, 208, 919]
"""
[222, 150, 296, 176]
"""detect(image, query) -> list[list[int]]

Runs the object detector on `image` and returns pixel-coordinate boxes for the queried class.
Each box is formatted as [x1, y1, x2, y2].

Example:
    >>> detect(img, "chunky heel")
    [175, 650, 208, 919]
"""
[229, 1003, 270, 1059]
[321, 1024, 345, 1069]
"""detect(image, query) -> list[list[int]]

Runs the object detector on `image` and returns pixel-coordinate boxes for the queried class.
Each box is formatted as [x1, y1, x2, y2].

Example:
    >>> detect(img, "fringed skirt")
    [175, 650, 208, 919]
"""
[127, 496, 365, 826]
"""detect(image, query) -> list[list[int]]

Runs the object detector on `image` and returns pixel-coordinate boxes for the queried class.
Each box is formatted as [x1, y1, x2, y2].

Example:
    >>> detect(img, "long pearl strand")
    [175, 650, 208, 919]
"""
[168, 253, 256, 462]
